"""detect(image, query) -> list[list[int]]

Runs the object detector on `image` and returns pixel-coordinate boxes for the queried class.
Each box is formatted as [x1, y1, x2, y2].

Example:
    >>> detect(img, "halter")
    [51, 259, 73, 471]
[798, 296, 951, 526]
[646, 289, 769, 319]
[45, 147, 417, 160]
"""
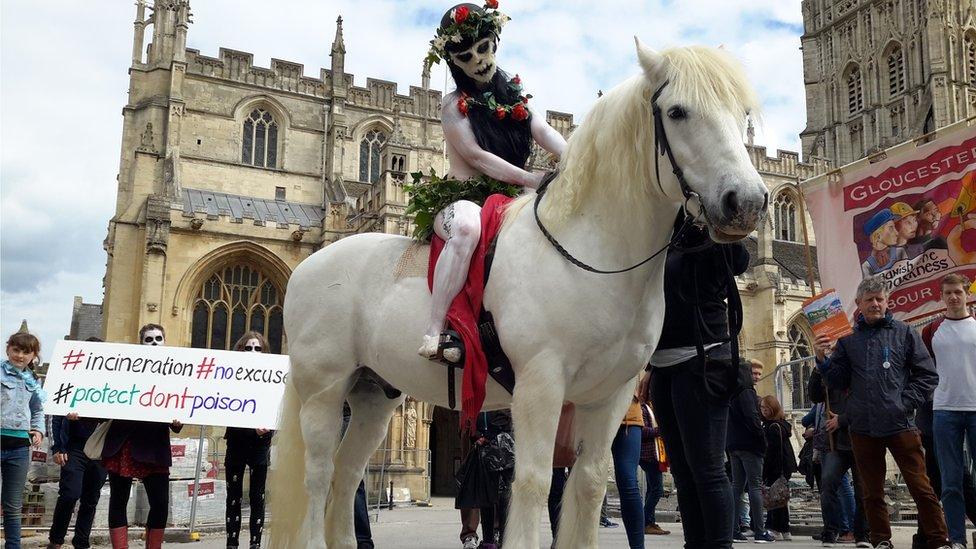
[533, 80, 703, 274]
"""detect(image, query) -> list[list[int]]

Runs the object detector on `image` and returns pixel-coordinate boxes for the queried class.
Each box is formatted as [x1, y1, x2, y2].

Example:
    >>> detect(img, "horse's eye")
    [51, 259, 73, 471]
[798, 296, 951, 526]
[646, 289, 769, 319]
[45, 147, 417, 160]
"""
[667, 106, 687, 120]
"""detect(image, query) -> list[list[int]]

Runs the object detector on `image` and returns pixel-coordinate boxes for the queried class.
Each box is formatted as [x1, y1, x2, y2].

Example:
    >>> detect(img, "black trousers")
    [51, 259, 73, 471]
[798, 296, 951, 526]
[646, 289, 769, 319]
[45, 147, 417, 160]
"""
[480, 469, 514, 546]
[49, 449, 107, 548]
[650, 358, 737, 549]
[108, 473, 168, 529]
[225, 447, 269, 547]
[354, 480, 374, 548]
[548, 468, 568, 538]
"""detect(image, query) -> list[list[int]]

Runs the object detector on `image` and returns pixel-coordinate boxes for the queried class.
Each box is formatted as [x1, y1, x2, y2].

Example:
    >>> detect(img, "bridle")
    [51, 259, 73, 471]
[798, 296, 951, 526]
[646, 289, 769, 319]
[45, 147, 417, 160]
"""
[533, 80, 707, 274]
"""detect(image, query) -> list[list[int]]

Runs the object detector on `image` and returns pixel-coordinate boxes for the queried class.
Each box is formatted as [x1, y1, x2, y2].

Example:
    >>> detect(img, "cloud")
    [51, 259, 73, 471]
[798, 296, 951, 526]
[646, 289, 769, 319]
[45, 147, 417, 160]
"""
[0, 0, 806, 359]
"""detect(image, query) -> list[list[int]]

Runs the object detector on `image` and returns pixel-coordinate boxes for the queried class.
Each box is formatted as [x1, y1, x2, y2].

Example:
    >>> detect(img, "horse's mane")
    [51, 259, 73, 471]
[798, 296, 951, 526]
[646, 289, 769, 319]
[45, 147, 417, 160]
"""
[536, 45, 761, 223]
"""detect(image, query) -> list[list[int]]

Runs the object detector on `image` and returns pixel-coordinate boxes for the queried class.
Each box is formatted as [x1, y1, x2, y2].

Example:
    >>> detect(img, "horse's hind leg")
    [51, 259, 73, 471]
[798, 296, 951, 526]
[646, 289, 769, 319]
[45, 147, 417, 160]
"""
[556, 380, 635, 549]
[324, 376, 404, 549]
[504, 352, 566, 549]
[299, 378, 352, 549]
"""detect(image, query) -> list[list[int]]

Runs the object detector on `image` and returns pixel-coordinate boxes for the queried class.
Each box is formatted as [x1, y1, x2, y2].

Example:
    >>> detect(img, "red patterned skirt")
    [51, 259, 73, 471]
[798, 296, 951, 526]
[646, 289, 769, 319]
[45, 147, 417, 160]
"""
[103, 441, 168, 479]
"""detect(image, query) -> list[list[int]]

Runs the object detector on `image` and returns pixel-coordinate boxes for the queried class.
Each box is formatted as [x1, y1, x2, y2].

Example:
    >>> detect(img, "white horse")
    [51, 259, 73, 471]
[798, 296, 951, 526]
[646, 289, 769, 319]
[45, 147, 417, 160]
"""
[268, 41, 767, 549]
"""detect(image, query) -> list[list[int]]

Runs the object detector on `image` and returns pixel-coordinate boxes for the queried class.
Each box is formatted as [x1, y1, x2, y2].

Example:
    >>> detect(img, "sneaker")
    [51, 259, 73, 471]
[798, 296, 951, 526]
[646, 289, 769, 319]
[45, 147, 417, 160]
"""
[856, 542, 872, 548]
[782, 533, 792, 542]
[755, 531, 777, 544]
[734, 532, 749, 543]
[839, 534, 855, 544]
[645, 523, 670, 535]
[599, 517, 619, 528]
[462, 536, 479, 549]
[874, 542, 893, 549]
[823, 533, 839, 547]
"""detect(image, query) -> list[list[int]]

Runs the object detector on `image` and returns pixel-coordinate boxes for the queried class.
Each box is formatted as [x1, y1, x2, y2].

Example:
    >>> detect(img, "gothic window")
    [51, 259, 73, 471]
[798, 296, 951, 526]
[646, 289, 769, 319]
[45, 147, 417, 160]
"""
[966, 34, 976, 86]
[886, 45, 905, 96]
[359, 129, 387, 183]
[242, 108, 279, 168]
[788, 323, 814, 410]
[846, 66, 864, 114]
[190, 264, 284, 353]
[774, 192, 798, 242]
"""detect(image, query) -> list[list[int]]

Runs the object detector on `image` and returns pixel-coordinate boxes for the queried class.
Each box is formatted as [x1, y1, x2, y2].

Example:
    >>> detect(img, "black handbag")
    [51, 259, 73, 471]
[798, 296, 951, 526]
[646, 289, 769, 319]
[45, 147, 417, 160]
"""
[455, 445, 496, 509]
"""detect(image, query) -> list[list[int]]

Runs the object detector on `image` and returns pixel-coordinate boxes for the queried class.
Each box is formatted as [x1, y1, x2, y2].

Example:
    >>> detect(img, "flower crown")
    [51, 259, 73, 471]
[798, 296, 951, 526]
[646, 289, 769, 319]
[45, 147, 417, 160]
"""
[424, 1, 511, 72]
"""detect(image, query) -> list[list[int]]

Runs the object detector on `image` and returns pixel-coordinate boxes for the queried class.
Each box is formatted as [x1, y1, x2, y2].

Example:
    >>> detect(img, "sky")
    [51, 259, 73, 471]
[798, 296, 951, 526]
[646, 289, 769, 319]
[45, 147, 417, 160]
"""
[0, 0, 806, 361]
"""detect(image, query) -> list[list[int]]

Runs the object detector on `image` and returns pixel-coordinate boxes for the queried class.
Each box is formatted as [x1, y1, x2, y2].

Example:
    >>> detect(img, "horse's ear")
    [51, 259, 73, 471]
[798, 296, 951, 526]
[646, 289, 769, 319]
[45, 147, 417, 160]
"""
[635, 37, 665, 81]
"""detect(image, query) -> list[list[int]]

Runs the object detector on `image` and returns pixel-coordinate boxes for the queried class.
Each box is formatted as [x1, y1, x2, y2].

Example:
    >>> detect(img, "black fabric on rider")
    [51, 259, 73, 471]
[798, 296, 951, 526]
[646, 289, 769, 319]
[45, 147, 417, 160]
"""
[441, 4, 533, 168]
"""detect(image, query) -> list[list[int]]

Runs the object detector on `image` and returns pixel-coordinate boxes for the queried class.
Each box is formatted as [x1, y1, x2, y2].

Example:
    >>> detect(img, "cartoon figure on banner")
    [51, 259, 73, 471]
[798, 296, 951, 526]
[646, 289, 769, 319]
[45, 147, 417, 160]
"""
[411, 1, 568, 359]
[908, 197, 948, 253]
[890, 202, 923, 258]
[860, 209, 906, 277]
[947, 171, 976, 265]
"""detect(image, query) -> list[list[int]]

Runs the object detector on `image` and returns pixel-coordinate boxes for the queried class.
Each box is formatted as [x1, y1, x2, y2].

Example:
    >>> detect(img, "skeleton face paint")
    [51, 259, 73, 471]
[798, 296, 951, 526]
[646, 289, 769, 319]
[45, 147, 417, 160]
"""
[243, 338, 262, 353]
[450, 37, 497, 85]
[142, 328, 164, 346]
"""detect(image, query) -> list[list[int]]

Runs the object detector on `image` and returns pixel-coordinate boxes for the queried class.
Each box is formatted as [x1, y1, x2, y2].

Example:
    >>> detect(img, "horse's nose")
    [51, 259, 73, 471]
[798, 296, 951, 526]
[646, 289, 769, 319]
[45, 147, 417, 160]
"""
[721, 190, 740, 220]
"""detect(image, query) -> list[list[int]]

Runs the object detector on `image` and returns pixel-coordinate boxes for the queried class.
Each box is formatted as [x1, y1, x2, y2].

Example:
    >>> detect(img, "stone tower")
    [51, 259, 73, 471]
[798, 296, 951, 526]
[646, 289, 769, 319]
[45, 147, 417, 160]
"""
[799, 0, 976, 167]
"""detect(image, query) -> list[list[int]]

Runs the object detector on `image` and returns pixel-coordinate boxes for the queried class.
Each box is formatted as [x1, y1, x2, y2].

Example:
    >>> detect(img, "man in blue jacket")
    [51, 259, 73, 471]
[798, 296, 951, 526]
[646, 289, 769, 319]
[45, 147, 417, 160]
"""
[814, 277, 948, 549]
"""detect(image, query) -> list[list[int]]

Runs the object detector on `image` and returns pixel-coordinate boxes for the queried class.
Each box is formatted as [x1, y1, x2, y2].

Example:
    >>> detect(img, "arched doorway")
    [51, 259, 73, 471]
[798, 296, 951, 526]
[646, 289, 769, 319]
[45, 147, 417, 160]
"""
[189, 263, 285, 352]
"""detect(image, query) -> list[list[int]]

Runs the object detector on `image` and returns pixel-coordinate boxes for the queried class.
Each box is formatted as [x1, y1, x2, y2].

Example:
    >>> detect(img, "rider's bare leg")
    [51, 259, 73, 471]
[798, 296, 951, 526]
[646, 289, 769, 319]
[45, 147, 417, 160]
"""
[419, 200, 482, 358]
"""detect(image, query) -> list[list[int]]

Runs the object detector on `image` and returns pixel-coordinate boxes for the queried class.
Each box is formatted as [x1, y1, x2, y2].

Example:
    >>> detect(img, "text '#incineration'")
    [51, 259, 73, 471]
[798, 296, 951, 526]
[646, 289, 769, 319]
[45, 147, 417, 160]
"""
[59, 349, 288, 384]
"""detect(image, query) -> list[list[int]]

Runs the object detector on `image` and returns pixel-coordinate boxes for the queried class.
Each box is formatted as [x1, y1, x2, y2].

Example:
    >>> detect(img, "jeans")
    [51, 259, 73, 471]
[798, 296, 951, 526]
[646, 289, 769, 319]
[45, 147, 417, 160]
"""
[1, 445, 30, 549]
[820, 450, 868, 540]
[838, 472, 855, 533]
[729, 450, 765, 535]
[640, 460, 664, 526]
[354, 480, 373, 548]
[612, 425, 645, 548]
[651, 360, 736, 549]
[933, 410, 976, 544]
[850, 431, 948, 549]
[49, 449, 107, 548]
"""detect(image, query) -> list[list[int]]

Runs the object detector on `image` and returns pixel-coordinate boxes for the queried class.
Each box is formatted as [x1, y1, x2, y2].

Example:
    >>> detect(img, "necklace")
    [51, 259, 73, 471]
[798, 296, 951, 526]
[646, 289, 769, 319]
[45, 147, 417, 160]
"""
[457, 75, 531, 121]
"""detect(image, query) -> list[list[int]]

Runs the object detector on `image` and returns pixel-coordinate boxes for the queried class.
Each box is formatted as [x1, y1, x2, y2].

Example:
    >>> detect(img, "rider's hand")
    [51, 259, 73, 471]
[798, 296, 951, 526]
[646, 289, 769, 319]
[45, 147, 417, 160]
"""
[826, 412, 840, 434]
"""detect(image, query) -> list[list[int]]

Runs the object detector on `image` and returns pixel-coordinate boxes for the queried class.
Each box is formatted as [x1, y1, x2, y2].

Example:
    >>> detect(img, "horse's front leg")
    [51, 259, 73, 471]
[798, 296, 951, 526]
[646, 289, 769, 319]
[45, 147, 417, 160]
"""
[505, 352, 566, 549]
[556, 379, 636, 549]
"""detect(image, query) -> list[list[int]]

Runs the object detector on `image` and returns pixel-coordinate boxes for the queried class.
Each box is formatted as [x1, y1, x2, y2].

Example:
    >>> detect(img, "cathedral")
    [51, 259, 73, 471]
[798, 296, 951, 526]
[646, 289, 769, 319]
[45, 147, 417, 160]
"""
[91, 0, 975, 501]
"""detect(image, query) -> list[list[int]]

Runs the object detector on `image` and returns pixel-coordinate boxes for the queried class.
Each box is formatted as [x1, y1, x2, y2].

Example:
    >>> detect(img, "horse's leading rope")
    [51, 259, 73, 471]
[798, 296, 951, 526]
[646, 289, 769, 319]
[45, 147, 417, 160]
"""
[532, 80, 705, 274]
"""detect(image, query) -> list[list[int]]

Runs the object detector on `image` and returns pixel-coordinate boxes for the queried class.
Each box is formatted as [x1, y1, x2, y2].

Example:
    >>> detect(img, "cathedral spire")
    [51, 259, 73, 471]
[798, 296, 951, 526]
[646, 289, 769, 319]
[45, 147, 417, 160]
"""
[331, 16, 346, 56]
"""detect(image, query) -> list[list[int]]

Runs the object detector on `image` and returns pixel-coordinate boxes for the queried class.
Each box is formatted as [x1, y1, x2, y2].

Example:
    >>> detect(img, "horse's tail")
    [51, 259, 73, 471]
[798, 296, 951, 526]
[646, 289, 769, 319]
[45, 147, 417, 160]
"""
[267, 376, 306, 548]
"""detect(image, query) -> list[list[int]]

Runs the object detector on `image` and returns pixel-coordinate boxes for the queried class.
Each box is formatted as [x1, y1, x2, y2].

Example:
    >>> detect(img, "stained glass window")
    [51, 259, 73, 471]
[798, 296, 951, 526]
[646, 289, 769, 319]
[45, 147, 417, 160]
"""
[788, 323, 814, 410]
[359, 129, 387, 183]
[242, 108, 278, 168]
[774, 192, 798, 242]
[190, 264, 284, 352]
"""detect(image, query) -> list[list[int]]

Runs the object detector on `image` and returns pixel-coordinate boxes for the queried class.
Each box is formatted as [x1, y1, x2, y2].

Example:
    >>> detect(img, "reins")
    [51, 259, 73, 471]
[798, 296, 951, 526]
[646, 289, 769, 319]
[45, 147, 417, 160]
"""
[532, 80, 704, 274]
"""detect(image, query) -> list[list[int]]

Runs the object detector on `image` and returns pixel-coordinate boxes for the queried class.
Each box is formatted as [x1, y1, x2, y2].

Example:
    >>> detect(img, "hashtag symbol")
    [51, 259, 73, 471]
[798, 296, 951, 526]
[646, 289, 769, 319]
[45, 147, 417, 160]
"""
[196, 357, 216, 379]
[53, 383, 74, 405]
[62, 349, 86, 370]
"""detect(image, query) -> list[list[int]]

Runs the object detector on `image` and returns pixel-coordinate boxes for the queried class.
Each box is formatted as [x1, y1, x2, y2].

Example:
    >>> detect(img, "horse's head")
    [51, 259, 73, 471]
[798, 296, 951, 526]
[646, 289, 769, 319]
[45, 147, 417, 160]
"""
[636, 39, 768, 243]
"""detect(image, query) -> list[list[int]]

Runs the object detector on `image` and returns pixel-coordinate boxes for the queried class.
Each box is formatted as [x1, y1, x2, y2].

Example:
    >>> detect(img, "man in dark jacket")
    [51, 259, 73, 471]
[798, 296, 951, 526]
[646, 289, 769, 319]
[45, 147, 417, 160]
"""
[808, 367, 869, 547]
[47, 413, 107, 549]
[727, 359, 772, 543]
[815, 276, 948, 549]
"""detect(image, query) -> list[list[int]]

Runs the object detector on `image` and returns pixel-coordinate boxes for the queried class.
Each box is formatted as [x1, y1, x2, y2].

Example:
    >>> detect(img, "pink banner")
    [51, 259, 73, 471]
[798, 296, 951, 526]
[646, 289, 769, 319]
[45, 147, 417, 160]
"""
[804, 124, 976, 321]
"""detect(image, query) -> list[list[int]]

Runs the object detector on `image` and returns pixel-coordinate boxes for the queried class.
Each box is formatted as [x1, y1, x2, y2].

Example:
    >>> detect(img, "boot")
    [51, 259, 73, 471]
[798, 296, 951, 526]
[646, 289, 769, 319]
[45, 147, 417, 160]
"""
[145, 528, 165, 549]
[109, 527, 129, 549]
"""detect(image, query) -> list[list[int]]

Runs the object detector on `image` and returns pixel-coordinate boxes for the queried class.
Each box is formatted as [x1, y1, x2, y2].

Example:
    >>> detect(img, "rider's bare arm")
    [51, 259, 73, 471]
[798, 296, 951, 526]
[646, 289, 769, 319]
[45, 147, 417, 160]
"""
[442, 97, 543, 188]
[530, 110, 567, 158]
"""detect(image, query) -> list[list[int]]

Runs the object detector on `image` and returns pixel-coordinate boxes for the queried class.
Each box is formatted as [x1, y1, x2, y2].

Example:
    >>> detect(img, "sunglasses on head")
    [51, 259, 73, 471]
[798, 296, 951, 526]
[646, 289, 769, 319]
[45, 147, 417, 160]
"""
[143, 335, 164, 343]
[244, 345, 262, 352]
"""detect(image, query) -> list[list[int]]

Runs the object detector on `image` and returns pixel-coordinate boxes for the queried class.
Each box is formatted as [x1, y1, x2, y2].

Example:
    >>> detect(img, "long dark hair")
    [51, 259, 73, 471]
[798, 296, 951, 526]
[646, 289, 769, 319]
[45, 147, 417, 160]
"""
[442, 4, 533, 169]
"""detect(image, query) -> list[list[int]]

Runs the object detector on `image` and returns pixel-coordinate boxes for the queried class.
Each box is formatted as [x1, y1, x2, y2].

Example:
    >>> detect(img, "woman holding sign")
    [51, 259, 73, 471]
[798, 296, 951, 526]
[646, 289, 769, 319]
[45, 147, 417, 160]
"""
[224, 332, 274, 549]
[102, 324, 183, 549]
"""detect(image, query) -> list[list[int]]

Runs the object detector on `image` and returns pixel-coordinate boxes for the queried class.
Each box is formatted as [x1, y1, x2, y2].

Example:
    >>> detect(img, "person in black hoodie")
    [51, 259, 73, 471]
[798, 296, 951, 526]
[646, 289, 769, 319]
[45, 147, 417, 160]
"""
[47, 337, 108, 549]
[760, 395, 797, 540]
[475, 410, 515, 549]
[224, 332, 275, 549]
[646, 212, 750, 549]
[727, 359, 773, 543]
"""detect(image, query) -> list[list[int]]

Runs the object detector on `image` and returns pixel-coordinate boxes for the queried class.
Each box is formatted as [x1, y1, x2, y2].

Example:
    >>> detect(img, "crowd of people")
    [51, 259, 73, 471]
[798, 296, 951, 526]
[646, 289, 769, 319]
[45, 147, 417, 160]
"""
[0, 323, 378, 549]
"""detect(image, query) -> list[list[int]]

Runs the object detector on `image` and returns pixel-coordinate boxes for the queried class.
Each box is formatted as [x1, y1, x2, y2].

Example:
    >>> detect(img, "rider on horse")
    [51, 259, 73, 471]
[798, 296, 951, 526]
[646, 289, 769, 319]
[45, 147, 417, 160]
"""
[415, 2, 568, 359]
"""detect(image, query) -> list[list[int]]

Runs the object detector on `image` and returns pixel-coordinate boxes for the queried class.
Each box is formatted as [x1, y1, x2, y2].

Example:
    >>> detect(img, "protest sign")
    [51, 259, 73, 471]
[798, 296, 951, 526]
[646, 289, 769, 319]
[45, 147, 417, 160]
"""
[44, 340, 289, 429]
[804, 120, 976, 321]
[801, 289, 853, 340]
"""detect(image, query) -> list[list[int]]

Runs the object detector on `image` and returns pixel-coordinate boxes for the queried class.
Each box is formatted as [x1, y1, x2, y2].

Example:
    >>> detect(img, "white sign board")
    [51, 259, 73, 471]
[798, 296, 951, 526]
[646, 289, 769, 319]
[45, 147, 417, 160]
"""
[44, 341, 289, 429]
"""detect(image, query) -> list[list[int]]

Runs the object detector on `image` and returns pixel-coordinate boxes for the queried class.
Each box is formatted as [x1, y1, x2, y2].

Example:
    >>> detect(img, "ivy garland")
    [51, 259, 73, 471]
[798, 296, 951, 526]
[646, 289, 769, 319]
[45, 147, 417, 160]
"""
[405, 169, 521, 241]
[457, 75, 532, 120]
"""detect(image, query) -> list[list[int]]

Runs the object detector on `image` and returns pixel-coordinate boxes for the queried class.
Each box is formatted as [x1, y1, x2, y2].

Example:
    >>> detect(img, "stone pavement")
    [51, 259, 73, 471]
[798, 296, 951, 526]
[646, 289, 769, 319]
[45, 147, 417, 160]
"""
[16, 497, 928, 548]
